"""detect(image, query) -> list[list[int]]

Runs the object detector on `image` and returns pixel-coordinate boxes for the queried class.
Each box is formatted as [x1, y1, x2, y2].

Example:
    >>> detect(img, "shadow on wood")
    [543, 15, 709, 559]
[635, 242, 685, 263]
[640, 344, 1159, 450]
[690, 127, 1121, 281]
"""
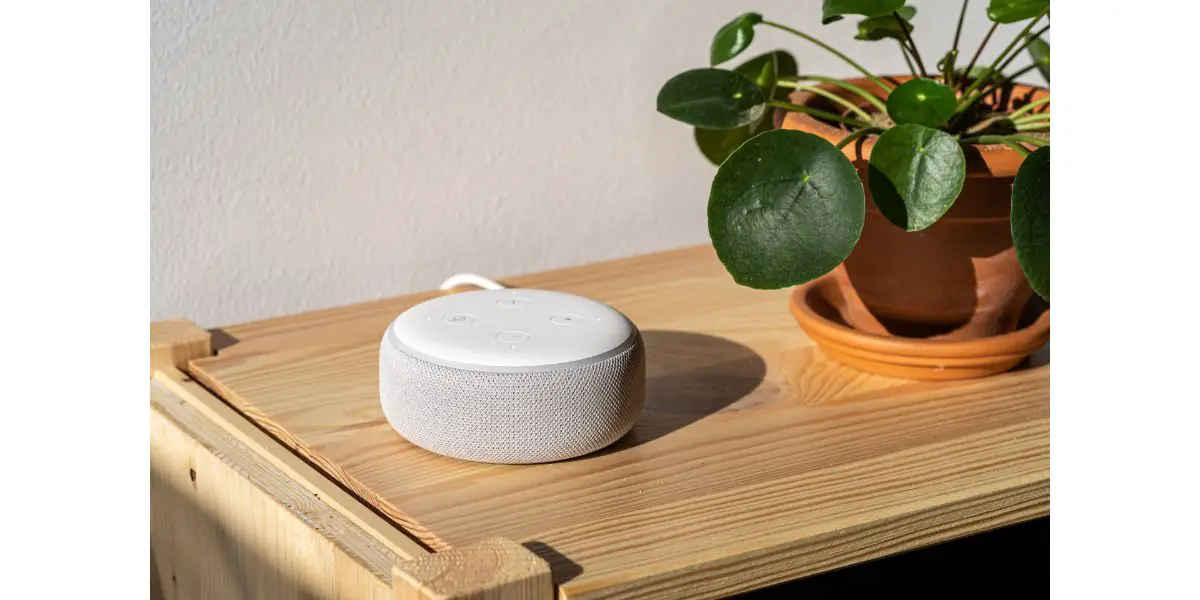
[149, 397, 395, 600]
[625, 329, 767, 446]
[522, 541, 584, 586]
[208, 327, 240, 353]
[737, 517, 1049, 598]
[151, 465, 327, 599]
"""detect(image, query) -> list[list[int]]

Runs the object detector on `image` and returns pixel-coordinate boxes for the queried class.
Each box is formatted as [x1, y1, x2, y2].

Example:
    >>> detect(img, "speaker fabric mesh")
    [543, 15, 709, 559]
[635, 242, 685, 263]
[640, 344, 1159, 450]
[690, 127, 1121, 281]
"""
[379, 334, 645, 464]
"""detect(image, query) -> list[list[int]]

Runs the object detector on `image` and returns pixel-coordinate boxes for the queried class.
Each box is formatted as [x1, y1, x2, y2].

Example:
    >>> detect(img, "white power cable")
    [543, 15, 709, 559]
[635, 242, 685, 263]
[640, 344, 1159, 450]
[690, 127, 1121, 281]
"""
[438, 273, 506, 291]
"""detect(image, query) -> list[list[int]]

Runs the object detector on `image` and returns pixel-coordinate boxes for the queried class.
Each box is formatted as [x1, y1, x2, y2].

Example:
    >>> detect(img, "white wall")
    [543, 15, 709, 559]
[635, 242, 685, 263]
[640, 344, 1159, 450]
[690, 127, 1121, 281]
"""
[152, 0, 1019, 327]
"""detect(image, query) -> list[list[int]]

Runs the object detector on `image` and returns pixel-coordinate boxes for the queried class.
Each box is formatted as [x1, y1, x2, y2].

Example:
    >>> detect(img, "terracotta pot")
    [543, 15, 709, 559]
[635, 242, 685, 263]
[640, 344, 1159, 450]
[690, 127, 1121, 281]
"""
[779, 76, 1050, 341]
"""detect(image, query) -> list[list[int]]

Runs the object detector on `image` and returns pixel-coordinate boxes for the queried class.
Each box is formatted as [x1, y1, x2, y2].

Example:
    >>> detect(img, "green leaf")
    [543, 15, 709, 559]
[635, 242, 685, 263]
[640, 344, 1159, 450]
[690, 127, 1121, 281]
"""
[886, 79, 957, 128]
[708, 129, 865, 289]
[694, 118, 773, 166]
[737, 49, 798, 104]
[867, 124, 966, 231]
[855, 6, 916, 41]
[822, 0, 906, 24]
[657, 68, 766, 130]
[733, 51, 779, 94]
[693, 51, 798, 166]
[1011, 146, 1050, 299]
[1027, 36, 1049, 83]
[710, 13, 762, 65]
[987, 0, 1048, 24]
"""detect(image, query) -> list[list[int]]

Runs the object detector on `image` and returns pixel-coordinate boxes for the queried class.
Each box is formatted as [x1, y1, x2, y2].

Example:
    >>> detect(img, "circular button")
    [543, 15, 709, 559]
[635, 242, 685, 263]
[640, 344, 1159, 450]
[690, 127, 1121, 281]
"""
[442, 313, 476, 325]
[550, 314, 586, 326]
[497, 297, 531, 309]
[495, 329, 532, 343]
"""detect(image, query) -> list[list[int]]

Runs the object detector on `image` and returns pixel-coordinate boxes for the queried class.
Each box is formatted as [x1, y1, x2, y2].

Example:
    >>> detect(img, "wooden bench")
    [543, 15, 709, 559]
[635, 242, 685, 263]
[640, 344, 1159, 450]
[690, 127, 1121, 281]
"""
[150, 245, 1049, 599]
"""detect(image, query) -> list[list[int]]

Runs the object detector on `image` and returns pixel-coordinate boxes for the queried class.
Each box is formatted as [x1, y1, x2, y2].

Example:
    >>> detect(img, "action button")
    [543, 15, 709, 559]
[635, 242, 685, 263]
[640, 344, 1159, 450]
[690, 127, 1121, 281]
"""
[550, 314, 586, 326]
[495, 329, 532, 343]
[497, 297, 531, 309]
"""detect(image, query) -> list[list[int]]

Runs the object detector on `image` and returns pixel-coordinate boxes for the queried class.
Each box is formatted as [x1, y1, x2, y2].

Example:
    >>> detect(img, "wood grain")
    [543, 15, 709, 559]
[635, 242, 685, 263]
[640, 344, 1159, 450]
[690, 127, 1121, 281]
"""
[152, 382, 394, 599]
[153, 369, 430, 563]
[393, 538, 553, 600]
[189, 245, 1050, 600]
[151, 318, 212, 377]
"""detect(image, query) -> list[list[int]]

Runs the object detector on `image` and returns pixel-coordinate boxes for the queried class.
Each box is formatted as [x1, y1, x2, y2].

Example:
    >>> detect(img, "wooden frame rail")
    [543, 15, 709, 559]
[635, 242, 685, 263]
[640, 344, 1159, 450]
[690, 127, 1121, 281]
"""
[150, 319, 554, 600]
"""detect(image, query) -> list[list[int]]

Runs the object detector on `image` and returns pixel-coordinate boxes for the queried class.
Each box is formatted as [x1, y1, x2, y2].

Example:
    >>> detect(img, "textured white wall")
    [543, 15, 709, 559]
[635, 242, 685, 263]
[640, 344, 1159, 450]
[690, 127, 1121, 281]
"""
[152, 0, 1009, 326]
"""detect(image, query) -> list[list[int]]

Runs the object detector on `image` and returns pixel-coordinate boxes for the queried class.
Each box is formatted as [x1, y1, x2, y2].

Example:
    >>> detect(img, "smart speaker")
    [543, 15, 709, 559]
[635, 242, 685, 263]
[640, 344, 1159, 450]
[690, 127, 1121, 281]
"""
[379, 288, 645, 464]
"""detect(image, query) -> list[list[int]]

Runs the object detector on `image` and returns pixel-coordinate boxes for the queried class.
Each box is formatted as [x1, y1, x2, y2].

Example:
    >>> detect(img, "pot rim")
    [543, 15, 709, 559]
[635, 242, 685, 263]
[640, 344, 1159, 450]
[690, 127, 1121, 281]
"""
[788, 278, 1051, 359]
[779, 75, 1050, 178]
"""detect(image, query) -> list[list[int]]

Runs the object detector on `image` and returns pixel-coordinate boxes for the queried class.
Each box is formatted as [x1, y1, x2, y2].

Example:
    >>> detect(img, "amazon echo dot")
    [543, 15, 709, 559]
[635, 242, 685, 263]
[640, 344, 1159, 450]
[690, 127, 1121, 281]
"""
[379, 288, 645, 464]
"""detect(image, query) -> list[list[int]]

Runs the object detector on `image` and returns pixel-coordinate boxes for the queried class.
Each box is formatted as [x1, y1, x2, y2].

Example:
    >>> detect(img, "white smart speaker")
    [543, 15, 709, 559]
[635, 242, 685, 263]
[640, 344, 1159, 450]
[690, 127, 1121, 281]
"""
[378, 287, 645, 464]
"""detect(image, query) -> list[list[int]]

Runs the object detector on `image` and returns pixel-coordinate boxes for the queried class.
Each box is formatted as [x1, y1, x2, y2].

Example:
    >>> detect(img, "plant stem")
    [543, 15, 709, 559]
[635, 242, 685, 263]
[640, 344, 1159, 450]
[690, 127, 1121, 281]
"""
[958, 12, 1047, 107]
[791, 84, 874, 121]
[1007, 96, 1050, 119]
[1015, 122, 1049, 132]
[940, 50, 959, 87]
[959, 134, 1048, 147]
[962, 114, 1007, 135]
[1012, 112, 1050, 124]
[1002, 140, 1030, 156]
[952, 0, 970, 55]
[993, 24, 1050, 78]
[777, 76, 888, 113]
[958, 63, 1040, 113]
[761, 20, 894, 92]
[945, 0, 970, 86]
[894, 13, 928, 78]
[960, 22, 997, 90]
[836, 127, 883, 149]
[768, 99, 874, 129]
[898, 40, 918, 78]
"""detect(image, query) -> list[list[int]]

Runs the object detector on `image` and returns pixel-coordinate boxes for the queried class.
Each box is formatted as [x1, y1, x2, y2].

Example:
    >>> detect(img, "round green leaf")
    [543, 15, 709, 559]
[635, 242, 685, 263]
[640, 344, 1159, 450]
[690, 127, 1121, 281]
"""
[693, 51, 796, 166]
[867, 124, 966, 232]
[987, 0, 1048, 24]
[822, 0, 905, 24]
[708, 129, 865, 289]
[1027, 36, 1049, 83]
[657, 68, 766, 130]
[855, 6, 916, 41]
[710, 13, 762, 66]
[886, 79, 957, 128]
[1011, 146, 1050, 300]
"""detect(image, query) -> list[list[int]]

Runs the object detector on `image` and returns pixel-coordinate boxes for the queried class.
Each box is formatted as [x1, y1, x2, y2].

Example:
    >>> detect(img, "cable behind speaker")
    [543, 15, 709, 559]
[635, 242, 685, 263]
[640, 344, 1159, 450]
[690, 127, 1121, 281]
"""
[438, 273, 506, 291]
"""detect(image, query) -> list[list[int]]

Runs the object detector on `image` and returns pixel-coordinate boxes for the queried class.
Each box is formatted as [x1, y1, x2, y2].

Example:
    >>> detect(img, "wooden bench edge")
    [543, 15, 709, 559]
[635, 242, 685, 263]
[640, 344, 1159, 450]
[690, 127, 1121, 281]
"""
[150, 318, 213, 378]
[393, 537, 554, 600]
[151, 367, 431, 564]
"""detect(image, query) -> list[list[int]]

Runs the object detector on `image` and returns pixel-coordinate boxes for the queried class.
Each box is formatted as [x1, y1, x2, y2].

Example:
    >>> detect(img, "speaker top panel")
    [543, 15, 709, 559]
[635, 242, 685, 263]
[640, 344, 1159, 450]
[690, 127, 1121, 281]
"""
[388, 288, 637, 370]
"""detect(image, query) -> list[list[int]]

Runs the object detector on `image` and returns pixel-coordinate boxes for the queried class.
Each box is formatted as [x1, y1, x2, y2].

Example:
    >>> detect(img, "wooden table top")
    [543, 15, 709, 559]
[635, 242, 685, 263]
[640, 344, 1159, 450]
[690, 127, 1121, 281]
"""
[189, 245, 1050, 600]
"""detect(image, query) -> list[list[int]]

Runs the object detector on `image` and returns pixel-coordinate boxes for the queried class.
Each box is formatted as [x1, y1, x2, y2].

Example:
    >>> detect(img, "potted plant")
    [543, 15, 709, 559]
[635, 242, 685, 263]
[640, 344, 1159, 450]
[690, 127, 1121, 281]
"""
[656, 0, 1050, 379]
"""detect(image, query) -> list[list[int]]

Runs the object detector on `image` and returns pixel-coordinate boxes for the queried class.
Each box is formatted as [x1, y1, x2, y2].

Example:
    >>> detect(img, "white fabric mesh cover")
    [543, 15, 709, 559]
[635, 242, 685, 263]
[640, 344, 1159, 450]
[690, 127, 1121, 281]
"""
[379, 335, 645, 464]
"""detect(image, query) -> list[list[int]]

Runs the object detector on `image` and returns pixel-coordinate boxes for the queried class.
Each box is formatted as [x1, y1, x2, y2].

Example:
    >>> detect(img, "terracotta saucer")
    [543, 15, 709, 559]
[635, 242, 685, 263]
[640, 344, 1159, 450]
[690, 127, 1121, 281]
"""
[789, 275, 1050, 381]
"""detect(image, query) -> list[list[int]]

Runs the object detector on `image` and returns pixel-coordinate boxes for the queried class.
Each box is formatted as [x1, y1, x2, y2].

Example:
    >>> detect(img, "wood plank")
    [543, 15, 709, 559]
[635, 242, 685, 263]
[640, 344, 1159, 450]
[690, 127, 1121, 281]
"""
[153, 369, 430, 563]
[189, 245, 1050, 600]
[152, 385, 394, 599]
[151, 318, 212, 376]
[393, 538, 553, 600]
